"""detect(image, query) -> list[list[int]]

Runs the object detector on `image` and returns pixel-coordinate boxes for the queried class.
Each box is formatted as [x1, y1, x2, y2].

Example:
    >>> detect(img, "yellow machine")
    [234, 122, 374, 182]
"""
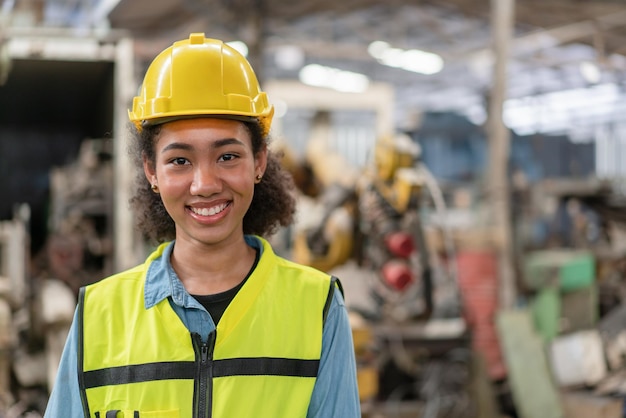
[292, 131, 431, 304]
[292, 183, 357, 273]
[291, 132, 473, 413]
[371, 133, 425, 214]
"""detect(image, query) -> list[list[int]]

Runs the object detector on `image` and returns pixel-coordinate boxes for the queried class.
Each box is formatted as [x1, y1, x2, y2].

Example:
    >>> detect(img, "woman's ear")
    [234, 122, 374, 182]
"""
[143, 155, 157, 186]
[255, 144, 268, 178]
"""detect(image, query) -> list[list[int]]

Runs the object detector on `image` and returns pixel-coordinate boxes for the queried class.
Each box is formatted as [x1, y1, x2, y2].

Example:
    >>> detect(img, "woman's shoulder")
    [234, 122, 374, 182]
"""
[85, 242, 171, 293]
[83, 262, 148, 295]
[275, 254, 330, 280]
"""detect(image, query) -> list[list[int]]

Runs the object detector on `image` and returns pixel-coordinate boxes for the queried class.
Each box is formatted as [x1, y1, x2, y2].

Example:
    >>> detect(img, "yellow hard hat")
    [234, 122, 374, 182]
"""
[129, 33, 274, 136]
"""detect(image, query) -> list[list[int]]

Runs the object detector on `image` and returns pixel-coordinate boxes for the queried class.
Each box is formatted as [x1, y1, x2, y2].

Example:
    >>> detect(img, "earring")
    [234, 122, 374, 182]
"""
[151, 184, 159, 193]
[255, 174, 263, 183]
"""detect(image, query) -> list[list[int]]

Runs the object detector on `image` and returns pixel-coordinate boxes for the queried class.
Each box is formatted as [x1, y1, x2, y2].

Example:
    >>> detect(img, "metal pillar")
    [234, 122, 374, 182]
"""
[113, 37, 143, 272]
[488, 0, 516, 309]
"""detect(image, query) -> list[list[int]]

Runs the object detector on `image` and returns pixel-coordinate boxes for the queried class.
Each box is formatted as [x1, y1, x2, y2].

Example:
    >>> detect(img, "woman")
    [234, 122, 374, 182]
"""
[44, 33, 361, 417]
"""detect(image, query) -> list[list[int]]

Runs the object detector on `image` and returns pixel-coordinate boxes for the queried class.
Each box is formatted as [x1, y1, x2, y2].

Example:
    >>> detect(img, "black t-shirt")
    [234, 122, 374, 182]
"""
[191, 248, 259, 325]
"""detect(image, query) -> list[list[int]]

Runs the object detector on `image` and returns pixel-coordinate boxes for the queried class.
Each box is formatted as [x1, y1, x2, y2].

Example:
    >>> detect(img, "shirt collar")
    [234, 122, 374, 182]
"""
[143, 236, 264, 309]
[144, 241, 177, 309]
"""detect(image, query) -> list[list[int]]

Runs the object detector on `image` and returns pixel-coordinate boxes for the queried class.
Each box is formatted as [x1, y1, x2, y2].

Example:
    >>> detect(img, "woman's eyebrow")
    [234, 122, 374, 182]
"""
[212, 138, 245, 148]
[161, 138, 245, 153]
[161, 142, 194, 153]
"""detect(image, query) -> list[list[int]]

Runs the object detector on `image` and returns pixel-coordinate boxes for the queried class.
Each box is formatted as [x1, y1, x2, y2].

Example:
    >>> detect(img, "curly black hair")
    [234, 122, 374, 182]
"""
[128, 119, 297, 244]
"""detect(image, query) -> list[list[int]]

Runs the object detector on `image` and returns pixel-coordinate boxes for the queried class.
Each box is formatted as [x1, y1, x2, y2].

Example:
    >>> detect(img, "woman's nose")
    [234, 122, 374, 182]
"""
[190, 164, 222, 196]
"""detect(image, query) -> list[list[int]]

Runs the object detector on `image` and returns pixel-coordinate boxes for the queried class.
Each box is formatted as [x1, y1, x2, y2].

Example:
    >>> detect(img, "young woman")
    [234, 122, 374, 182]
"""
[44, 33, 361, 417]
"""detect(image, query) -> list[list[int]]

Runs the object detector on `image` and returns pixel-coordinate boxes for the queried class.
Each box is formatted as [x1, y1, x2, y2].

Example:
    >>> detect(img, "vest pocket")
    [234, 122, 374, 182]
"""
[95, 410, 180, 418]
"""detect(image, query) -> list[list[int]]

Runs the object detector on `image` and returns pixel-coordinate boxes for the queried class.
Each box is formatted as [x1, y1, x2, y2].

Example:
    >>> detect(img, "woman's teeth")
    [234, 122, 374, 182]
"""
[191, 204, 227, 216]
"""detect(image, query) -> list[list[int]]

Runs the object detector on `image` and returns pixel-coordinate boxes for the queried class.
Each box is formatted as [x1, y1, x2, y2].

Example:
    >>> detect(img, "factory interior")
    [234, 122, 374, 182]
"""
[2, 0, 626, 416]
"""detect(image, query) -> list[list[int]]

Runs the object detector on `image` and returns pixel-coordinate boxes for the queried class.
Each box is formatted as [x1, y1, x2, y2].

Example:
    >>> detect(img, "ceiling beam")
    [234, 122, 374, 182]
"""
[510, 9, 626, 57]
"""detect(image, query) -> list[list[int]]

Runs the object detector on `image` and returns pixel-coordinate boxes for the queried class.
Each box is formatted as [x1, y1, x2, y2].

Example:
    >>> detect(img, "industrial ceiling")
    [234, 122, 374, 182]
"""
[105, 0, 626, 139]
[7, 0, 626, 139]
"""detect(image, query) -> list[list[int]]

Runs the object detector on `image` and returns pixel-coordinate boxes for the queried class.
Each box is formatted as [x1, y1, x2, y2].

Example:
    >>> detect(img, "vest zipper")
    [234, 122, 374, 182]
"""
[193, 331, 216, 418]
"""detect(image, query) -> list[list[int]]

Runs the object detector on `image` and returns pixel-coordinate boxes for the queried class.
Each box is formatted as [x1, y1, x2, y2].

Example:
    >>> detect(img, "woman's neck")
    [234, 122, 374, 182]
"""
[170, 236, 257, 295]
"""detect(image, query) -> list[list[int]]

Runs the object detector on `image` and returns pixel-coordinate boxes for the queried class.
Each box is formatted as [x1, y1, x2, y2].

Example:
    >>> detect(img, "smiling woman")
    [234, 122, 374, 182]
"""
[130, 118, 296, 246]
[44, 33, 361, 418]
[142, 118, 269, 267]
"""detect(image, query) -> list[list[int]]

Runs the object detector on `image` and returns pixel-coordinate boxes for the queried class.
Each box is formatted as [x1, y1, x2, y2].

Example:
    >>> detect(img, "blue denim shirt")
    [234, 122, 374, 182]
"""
[44, 236, 361, 417]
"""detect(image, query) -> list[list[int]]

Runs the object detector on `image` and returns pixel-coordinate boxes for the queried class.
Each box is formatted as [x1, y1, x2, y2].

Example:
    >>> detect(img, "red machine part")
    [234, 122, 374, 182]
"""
[381, 260, 414, 291]
[384, 231, 415, 258]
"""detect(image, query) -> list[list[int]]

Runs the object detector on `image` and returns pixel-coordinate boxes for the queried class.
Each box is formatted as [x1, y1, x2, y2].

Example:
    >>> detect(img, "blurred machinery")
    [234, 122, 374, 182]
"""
[356, 133, 434, 320]
[0, 204, 69, 416]
[0, 27, 135, 415]
[0, 205, 29, 412]
[42, 138, 114, 295]
[0, 138, 114, 416]
[293, 132, 453, 320]
[291, 130, 475, 416]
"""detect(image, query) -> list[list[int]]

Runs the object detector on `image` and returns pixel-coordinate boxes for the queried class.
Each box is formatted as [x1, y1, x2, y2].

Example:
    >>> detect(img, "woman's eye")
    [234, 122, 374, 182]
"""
[219, 153, 238, 162]
[171, 157, 189, 165]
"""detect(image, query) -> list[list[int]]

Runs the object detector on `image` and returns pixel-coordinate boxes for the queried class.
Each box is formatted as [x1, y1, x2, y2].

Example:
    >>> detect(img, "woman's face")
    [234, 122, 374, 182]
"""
[144, 118, 266, 247]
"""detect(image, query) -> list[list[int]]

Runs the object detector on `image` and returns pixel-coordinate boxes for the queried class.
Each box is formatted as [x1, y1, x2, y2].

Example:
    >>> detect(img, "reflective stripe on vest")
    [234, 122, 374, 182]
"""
[78, 238, 335, 418]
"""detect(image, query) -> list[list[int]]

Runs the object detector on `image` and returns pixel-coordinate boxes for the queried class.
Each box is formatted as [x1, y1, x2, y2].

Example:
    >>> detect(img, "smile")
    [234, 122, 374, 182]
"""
[190, 203, 229, 216]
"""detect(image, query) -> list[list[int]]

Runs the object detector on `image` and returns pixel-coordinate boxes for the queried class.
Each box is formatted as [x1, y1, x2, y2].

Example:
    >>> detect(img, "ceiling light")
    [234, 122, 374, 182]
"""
[274, 45, 305, 70]
[579, 61, 601, 84]
[368, 41, 444, 75]
[299, 64, 369, 93]
[227, 41, 248, 57]
[272, 98, 288, 118]
[399, 50, 444, 75]
[367, 41, 390, 59]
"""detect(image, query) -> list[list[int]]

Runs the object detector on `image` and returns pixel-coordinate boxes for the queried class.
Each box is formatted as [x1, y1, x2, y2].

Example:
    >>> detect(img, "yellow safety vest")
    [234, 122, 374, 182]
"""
[77, 238, 337, 418]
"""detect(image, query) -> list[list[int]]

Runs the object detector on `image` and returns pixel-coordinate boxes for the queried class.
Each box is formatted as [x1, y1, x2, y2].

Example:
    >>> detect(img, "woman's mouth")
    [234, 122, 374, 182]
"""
[189, 203, 229, 216]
